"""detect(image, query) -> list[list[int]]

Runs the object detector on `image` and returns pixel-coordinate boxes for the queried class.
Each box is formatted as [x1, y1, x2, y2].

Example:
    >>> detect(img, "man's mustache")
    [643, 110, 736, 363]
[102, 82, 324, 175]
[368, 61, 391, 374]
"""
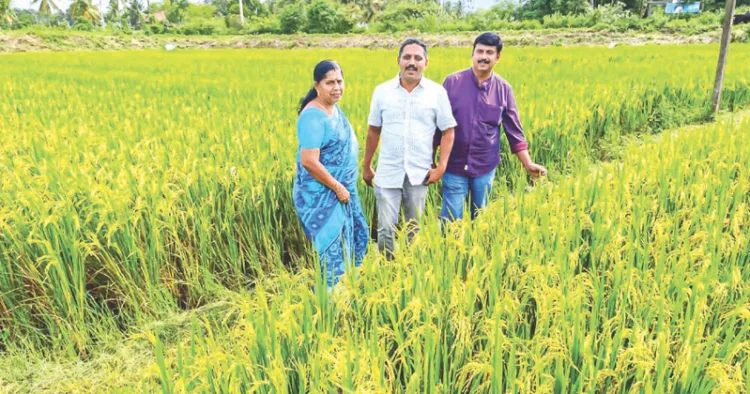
[406, 66, 418, 71]
[478, 59, 490, 64]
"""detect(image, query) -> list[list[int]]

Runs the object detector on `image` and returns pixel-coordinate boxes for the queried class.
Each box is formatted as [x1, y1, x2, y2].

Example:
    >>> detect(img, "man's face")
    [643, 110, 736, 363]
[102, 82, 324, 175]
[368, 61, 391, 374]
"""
[472, 43, 500, 74]
[398, 43, 428, 84]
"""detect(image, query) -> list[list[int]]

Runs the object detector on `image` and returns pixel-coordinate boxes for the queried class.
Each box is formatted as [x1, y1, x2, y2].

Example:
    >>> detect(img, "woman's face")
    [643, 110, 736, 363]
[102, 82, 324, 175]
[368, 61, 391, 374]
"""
[315, 69, 344, 105]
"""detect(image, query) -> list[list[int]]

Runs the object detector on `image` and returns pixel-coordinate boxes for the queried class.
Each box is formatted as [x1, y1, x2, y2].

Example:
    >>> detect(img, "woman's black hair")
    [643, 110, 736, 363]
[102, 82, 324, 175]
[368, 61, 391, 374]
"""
[298, 60, 342, 115]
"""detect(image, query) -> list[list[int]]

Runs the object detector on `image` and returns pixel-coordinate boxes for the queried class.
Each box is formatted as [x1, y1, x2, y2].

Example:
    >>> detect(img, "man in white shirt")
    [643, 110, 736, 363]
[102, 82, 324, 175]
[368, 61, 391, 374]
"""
[363, 38, 457, 259]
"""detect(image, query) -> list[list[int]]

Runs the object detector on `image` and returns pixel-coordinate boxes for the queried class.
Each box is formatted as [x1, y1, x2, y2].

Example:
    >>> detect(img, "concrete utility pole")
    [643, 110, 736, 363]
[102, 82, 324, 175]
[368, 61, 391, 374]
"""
[711, 0, 737, 114]
[239, 0, 245, 24]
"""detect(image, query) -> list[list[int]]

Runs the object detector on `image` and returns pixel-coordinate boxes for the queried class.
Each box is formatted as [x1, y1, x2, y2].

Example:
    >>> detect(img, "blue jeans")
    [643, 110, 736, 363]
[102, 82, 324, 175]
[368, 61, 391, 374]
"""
[440, 169, 496, 221]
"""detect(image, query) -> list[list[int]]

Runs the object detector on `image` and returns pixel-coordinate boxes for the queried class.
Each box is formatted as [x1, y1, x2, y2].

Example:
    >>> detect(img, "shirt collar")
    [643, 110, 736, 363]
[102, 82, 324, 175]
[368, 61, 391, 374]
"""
[395, 73, 425, 90]
[468, 68, 493, 91]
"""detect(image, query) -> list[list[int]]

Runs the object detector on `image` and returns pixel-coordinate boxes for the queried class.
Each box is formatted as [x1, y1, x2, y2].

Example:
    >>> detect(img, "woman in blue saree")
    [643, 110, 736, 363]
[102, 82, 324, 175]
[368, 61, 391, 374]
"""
[293, 60, 369, 290]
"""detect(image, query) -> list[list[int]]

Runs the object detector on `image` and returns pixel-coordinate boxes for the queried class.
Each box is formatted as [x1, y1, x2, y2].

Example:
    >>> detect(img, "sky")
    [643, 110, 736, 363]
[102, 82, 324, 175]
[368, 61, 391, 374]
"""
[10, 0, 499, 13]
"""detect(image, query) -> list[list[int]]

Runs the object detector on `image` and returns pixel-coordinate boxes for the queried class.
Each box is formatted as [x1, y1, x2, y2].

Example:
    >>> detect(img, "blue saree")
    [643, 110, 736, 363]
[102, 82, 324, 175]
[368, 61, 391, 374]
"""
[293, 105, 369, 289]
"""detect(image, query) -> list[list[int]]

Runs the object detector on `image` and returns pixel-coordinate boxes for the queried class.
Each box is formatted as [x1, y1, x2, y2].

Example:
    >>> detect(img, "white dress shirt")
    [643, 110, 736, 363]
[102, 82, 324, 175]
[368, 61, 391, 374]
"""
[368, 75, 457, 189]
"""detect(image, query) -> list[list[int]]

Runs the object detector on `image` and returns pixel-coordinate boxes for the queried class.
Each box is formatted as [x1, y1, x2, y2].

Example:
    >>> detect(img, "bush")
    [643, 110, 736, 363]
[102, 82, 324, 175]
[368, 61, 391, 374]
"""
[373, 1, 441, 32]
[72, 16, 95, 31]
[11, 12, 33, 29]
[145, 21, 168, 34]
[334, 4, 357, 33]
[305, 0, 336, 33]
[173, 21, 223, 35]
[278, 3, 305, 34]
[186, 4, 216, 20]
[227, 0, 268, 18]
[542, 12, 593, 29]
[244, 15, 281, 34]
[567, 14, 590, 27]
[586, 2, 630, 26]
[663, 18, 688, 32]
[224, 14, 243, 30]
[518, 19, 542, 29]
[694, 10, 721, 26]
[487, 0, 519, 21]
[543, 12, 569, 28]
[520, 0, 590, 20]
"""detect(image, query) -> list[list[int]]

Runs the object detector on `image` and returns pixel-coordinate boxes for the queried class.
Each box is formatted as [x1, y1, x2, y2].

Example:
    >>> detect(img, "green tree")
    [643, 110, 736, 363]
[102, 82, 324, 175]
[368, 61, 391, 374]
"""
[73, 15, 95, 29]
[306, 0, 336, 33]
[519, 0, 590, 20]
[334, 3, 357, 32]
[127, 0, 144, 28]
[357, 0, 381, 23]
[32, 0, 61, 16]
[278, 3, 305, 33]
[69, 0, 102, 24]
[228, 0, 267, 18]
[374, 1, 441, 31]
[209, 0, 230, 16]
[0, 0, 16, 25]
[167, 0, 189, 22]
[105, 0, 120, 23]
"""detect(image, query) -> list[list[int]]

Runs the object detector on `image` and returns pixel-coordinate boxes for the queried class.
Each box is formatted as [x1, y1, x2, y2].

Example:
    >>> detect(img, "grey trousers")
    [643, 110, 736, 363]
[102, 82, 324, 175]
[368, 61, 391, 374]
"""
[374, 176, 428, 259]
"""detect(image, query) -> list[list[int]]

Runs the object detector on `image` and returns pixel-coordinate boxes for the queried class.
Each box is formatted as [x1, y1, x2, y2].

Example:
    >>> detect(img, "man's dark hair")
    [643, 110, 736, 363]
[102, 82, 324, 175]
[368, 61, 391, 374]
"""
[734, 11, 750, 25]
[473, 32, 503, 55]
[398, 38, 428, 59]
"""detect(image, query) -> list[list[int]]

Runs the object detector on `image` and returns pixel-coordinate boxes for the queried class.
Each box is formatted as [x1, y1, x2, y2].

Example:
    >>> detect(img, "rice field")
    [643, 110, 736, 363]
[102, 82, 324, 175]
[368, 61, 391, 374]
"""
[0, 44, 749, 392]
[136, 113, 750, 394]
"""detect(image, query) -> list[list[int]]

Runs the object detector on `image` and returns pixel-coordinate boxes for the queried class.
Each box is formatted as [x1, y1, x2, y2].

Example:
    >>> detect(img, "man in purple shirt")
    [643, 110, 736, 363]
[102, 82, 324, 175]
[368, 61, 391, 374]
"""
[437, 32, 547, 222]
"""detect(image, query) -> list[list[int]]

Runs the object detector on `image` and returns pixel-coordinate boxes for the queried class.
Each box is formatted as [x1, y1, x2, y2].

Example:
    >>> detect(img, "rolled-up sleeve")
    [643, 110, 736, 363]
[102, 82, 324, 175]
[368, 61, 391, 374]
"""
[367, 89, 383, 127]
[436, 87, 457, 132]
[502, 85, 528, 153]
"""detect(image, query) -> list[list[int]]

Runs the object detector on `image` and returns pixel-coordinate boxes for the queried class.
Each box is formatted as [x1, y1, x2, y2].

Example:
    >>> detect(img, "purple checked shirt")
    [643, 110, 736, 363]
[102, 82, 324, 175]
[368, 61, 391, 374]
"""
[441, 68, 529, 178]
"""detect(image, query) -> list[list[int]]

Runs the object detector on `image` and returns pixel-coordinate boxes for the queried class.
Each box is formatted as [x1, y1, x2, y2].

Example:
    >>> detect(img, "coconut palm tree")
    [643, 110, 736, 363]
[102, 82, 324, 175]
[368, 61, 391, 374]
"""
[105, 0, 120, 22]
[69, 0, 102, 22]
[0, 0, 16, 24]
[358, 0, 381, 23]
[32, 0, 61, 16]
[126, 0, 143, 28]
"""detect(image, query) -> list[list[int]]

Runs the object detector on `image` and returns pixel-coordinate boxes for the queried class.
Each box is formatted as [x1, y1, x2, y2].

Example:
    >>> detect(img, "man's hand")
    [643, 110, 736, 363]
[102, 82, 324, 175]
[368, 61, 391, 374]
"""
[424, 166, 445, 185]
[363, 166, 375, 187]
[524, 162, 547, 178]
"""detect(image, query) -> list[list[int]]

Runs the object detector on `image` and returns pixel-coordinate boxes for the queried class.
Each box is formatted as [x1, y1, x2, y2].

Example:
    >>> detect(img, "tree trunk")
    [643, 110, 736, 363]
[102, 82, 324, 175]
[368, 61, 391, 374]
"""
[239, 0, 245, 24]
[711, 0, 737, 113]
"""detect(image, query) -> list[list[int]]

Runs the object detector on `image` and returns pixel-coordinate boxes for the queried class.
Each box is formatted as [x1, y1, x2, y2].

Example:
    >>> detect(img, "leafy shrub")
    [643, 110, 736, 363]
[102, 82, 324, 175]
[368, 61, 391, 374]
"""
[244, 15, 281, 34]
[173, 21, 222, 35]
[334, 4, 357, 33]
[663, 18, 688, 32]
[278, 3, 305, 34]
[305, 0, 336, 33]
[72, 16, 95, 31]
[186, 4, 216, 20]
[373, 1, 441, 32]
